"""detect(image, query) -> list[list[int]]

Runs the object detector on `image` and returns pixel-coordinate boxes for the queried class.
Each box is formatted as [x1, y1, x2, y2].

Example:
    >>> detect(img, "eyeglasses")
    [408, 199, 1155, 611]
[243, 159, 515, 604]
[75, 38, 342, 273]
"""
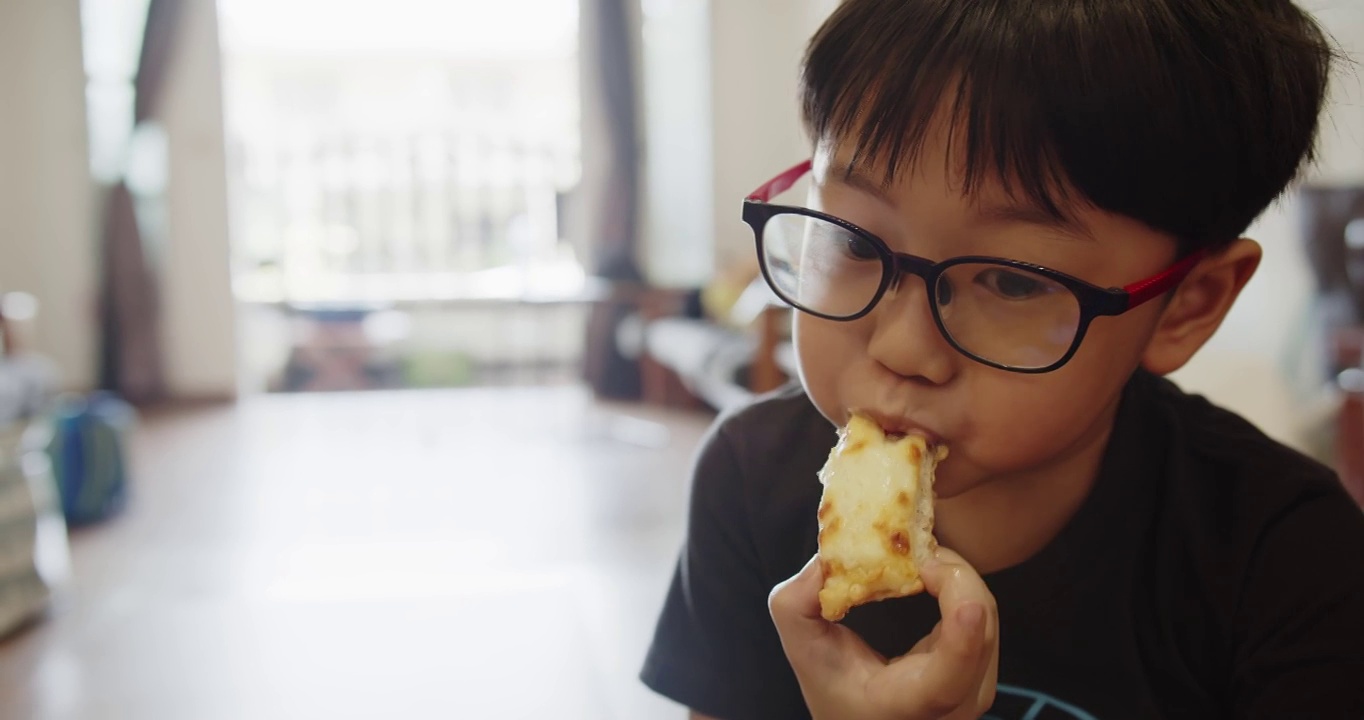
[742, 160, 1207, 373]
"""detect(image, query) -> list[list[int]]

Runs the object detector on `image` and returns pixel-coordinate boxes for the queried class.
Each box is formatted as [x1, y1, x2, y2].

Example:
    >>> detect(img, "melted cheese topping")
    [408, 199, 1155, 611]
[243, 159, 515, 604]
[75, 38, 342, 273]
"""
[816, 414, 944, 621]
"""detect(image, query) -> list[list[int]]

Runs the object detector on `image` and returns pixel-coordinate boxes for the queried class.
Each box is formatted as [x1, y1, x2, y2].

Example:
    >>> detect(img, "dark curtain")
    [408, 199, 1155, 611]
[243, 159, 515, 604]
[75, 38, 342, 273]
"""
[580, 0, 647, 399]
[585, 0, 642, 282]
[97, 0, 185, 405]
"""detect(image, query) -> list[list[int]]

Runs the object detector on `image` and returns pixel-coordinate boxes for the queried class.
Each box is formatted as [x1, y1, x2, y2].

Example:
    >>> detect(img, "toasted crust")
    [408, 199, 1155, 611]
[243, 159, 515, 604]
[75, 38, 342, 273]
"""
[816, 415, 946, 621]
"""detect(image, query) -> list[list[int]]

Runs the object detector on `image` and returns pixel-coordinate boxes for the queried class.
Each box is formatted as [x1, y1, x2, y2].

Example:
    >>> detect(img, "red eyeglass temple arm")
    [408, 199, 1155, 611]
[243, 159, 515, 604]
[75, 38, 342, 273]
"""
[1120, 248, 1209, 310]
[747, 159, 814, 203]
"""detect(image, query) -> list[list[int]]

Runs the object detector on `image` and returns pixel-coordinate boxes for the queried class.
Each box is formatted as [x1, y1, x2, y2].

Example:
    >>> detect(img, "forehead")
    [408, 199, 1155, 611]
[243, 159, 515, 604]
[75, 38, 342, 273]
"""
[812, 121, 1097, 243]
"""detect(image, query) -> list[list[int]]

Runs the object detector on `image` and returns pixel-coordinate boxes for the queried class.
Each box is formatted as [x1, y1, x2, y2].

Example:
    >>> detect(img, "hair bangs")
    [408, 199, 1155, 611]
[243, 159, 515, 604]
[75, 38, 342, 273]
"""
[801, 1, 1077, 222]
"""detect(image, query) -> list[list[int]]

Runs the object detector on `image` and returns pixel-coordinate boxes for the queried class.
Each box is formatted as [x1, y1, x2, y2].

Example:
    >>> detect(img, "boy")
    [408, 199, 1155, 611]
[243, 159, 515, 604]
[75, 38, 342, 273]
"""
[641, 0, 1364, 718]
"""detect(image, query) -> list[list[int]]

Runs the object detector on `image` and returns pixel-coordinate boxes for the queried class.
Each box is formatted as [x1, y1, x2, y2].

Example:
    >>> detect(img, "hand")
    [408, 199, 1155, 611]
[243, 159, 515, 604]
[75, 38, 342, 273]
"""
[769, 548, 999, 720]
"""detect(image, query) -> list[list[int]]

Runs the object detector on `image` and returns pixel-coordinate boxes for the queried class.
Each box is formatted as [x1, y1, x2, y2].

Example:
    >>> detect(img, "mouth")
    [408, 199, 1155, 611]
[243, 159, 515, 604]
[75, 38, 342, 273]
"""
[851, 409, 943, 446]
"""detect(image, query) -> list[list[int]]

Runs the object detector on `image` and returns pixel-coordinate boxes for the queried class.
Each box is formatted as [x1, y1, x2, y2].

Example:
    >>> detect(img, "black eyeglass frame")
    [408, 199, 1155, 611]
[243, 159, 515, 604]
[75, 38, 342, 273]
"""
[741, 160, 1207, 374]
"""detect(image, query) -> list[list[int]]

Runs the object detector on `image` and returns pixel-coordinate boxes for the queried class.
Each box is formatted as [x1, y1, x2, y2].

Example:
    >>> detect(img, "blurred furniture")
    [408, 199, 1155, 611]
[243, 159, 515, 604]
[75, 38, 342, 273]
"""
[634, 286, 705, 408]
[1301, 187, 1364, 378]
[585, 281, 696, 406]
[0, 421, 67, 637]
[248, 273, 607, 392]
[278, 304, 405, 392]
[0, 292, 69, 637]
[626, 277, 795, 412]
[0, 294, 56, 427]
[1331, 328, 1364, 506]
[1301, 186, 1364, 505]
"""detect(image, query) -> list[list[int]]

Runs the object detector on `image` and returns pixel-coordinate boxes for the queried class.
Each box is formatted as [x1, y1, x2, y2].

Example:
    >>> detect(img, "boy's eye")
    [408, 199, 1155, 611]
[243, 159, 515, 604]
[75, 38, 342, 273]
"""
[973, 267, 1050, 300]
[839, 233, 880, 261]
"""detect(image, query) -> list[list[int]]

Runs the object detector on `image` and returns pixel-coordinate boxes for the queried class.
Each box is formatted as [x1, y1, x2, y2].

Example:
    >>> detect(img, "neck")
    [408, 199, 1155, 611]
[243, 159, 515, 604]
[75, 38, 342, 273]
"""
[932, 396, 1122, 574]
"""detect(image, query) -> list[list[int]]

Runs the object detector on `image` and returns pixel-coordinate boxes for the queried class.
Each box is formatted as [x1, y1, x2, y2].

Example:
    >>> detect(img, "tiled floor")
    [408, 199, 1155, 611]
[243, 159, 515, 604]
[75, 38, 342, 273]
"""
[0, 386, 714, 719]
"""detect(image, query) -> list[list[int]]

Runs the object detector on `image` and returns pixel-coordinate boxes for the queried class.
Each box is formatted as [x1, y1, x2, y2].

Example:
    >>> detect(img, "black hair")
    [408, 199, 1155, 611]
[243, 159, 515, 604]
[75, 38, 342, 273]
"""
[800, 0, 1340, 252]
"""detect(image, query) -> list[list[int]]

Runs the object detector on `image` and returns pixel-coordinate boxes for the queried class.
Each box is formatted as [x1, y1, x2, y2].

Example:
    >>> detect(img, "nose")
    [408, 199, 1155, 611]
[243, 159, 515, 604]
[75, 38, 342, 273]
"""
[866, 270, 957, 385]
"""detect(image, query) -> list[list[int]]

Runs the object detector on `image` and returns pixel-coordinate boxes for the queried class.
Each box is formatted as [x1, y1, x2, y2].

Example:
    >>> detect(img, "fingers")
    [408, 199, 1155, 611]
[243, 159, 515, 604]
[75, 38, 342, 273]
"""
[774, 549, 1000, 719]
[920, 547, 993, 611]
[769, 555, 886, 676]
[902, 548, 999, 710]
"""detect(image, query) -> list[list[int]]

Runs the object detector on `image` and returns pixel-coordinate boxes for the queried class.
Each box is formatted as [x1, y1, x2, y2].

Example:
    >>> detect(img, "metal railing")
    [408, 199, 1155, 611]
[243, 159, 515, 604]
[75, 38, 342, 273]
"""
[230, 129, 582, 304]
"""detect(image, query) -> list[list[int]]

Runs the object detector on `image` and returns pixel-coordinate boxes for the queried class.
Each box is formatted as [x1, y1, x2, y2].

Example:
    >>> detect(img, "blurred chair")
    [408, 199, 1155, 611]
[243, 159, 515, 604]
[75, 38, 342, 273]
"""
[630, 276, 795, 412]
[278, 304, 407, 392]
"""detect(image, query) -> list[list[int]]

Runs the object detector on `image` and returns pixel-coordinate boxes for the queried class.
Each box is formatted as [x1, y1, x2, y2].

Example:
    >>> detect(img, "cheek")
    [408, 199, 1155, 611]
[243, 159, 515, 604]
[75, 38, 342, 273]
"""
[793, 313, 860, 423]
[955, 375, 1108, 469]
[950, 313, 1155, 473]
[1077, 301, 1165, 374]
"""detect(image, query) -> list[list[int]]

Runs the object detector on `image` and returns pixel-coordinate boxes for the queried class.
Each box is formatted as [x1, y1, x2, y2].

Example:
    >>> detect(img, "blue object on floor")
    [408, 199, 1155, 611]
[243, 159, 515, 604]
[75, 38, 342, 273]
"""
[47, 392, 134, 526]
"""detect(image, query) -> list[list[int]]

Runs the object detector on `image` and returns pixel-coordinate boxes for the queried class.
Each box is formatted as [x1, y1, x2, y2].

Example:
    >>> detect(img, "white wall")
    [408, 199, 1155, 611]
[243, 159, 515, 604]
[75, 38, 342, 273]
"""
[157, 0, 239, 399]
[708, 0, 825, 272]
[636, 0, 832, 287]
[1305, 1, 1364, 188]
[0, 0, 99, 391]
[640, 0, 713, 287]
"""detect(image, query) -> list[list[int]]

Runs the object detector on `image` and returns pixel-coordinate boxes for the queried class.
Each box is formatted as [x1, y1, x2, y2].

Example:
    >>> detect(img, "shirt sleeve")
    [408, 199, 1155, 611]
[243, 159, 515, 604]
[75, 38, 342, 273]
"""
[639, 423, 808, 720]
[1230, 482, 1364, 718]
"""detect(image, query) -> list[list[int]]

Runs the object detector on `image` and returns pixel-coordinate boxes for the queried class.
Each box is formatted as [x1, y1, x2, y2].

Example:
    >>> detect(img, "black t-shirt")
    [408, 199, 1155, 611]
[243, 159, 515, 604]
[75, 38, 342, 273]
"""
[641, 370, 1364, 719]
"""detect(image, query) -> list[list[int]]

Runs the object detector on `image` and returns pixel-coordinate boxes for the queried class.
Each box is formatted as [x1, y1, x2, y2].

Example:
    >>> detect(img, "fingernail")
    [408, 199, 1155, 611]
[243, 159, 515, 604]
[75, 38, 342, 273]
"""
[957, 603, 984, 630]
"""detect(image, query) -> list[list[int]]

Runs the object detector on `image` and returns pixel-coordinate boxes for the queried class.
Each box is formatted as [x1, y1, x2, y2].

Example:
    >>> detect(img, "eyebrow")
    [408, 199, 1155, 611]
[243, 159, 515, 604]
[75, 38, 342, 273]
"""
[974, 202, 1094, 241]
[823, 161, 895, 204]
[823, 160, 1093, 241]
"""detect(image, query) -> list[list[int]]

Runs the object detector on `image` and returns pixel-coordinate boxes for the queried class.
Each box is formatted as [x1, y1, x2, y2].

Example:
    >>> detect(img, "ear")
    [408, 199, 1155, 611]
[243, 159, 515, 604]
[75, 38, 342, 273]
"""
[1141, 238, 1262, 375]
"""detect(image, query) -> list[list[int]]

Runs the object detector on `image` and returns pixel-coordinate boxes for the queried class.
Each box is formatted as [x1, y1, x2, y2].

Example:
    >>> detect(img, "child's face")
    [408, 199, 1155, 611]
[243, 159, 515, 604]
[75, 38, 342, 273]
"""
[796, 124, 1180, 498]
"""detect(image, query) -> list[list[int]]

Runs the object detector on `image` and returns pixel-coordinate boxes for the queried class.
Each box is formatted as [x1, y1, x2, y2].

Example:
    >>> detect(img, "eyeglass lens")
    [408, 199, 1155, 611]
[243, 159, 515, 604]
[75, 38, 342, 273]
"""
[760, 212, 1083, 369]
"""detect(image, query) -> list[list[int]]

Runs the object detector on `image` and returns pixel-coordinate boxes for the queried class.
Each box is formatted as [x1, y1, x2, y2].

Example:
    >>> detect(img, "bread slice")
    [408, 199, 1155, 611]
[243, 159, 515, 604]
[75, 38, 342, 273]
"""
[816, 414, 947, 622]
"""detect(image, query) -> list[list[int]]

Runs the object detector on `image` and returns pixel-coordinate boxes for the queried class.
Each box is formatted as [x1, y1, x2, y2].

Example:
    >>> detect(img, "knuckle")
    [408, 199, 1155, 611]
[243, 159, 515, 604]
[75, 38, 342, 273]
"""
[766, 587, 782, 614]
[767, 582, 792, 616]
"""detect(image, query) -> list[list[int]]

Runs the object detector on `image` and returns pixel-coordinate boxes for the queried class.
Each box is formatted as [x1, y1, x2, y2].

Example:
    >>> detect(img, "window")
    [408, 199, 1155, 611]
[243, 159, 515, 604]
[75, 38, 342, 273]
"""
[220, 0, 583, 303]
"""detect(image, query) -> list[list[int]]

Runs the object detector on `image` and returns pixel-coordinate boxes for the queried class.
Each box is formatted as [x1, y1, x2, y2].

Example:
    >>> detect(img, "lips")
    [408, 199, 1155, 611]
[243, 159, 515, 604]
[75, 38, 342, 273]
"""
[851, 408, 944, 446]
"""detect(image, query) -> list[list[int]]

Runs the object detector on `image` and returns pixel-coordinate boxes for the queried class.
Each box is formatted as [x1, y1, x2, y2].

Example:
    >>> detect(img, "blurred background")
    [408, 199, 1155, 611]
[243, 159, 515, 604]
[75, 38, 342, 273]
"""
[0, 0, 1362, 717]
